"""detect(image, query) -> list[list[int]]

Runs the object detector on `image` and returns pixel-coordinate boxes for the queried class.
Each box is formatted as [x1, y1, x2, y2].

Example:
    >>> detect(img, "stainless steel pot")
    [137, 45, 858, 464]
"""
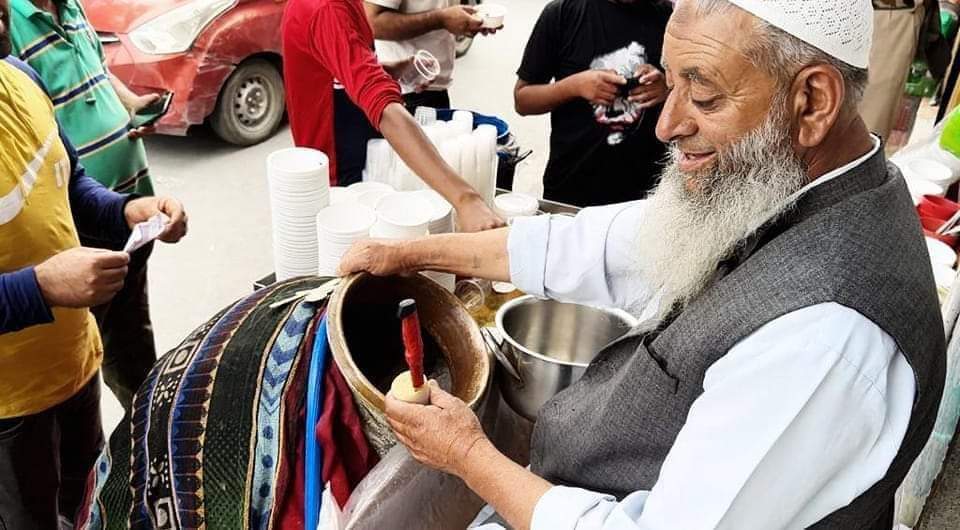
[489, 295, 639, 420]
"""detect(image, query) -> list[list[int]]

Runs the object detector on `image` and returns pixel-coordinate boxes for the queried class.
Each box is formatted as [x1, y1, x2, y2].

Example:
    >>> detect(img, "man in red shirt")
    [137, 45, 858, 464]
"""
[282, 0, 501, 232]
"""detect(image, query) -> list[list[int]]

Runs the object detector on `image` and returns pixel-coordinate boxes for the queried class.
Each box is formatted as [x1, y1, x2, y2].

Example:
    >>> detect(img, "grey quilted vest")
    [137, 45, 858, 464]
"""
[530, 148, 946, 529]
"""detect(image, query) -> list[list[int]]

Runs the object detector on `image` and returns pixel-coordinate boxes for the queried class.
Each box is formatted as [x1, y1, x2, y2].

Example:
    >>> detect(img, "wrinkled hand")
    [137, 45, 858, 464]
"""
[338, 239, 419, 277]
[124, 196, 188, 243]
[628, 65, 668, 109]
[386, 381, 488, 476]
[456, 194, 504, 232]
[440, 5, 484, 37]
[570, 69, 626, 107]
[34, 247, 130, 308]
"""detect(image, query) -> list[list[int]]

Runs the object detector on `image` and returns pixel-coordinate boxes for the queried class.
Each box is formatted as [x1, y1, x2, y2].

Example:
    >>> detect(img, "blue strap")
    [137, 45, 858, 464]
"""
[305, 314, 329, 529]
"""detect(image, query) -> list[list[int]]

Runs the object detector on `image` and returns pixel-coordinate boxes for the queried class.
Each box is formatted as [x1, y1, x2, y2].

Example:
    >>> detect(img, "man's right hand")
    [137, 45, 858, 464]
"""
[568, 70, 626, 107]
[34, 247, 130, 308]
[440, 5, 484, 37]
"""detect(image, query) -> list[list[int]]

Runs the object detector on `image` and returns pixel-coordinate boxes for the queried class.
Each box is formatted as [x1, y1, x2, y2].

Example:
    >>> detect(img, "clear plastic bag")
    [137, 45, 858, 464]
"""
[325, 390, 533, 530]
[589, 42, 647, 146]
[895, 271, 960, 527]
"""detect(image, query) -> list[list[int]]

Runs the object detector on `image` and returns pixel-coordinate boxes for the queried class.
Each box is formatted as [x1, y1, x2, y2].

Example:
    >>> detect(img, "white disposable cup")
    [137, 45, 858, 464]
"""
[329, 187, 358, 205]
[316, 204, 376, 237]
[400, 49, 441, 90]
[477, 2, 506, 28]
[267, 147, 330, 177]
[356, 189, 394, 211]
[903, 158, 955, 188]
[415, 106, 438, 126]
[906, 177, 946, 204]
[374, 192, 432, 239]
[494, 192, 539, 219]
[926, 237, 957, 268]
[348, 181, 394, 195]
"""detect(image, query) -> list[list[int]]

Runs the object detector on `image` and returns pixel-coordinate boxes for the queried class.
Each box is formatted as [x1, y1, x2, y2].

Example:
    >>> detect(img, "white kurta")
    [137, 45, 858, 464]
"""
[491, 139, 919, 529]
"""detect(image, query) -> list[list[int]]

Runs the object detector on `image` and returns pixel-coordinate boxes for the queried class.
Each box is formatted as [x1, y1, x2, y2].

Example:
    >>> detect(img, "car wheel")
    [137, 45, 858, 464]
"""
[211, 58, 285, 146]
[455, 0, 480, 58]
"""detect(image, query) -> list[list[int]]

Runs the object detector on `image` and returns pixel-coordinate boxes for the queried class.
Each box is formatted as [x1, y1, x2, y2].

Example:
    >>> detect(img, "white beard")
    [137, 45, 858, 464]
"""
[635, 103, 809, 320]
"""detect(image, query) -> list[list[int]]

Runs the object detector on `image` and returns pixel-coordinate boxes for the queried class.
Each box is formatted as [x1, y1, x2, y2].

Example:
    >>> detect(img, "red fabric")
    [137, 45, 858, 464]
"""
[281, 0, 403, 183]
[317, 363, 380, 507]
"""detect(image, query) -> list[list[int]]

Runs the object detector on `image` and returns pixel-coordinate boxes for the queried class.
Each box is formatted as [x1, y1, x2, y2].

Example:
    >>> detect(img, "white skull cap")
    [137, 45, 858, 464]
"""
[726, 0, 873, 69]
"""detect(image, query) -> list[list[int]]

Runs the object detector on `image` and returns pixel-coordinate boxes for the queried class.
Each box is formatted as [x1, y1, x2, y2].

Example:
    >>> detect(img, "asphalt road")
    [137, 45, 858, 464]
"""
[101, 0, 551, 432]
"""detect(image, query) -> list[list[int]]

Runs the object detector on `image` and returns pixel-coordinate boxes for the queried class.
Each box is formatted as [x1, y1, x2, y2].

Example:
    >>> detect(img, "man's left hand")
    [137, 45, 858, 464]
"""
[124, 196, 188, 243]
[386, 380, 488, 476]
[127, 125, 156, 139]
[629, 64, 668, 109]
[126, 93, 162, 139]
[129, 93, 161, 113]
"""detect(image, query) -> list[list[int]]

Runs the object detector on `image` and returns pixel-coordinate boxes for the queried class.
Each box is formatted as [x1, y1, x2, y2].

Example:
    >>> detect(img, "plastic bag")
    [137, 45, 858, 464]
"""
[589, 42, 647, 146]
[326, 390, 533, 529]
[895, 271, 960, 527]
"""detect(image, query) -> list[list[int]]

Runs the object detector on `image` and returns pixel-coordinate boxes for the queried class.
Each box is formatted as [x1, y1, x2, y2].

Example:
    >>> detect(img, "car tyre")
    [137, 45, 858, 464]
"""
[211, 58, 285, 146]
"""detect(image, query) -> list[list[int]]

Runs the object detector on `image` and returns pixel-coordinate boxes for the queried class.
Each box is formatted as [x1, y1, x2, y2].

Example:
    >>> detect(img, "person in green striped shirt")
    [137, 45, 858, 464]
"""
[10, 0, 163, 412]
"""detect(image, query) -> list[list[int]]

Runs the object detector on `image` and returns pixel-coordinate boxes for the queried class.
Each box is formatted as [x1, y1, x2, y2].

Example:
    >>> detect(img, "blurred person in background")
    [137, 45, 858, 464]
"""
[282, 0, 502, 231]
[9, 0, 168, 412]
[364, 0, 498, 110]
[861, 0, 949, 140]
[514, 0, 672, 207]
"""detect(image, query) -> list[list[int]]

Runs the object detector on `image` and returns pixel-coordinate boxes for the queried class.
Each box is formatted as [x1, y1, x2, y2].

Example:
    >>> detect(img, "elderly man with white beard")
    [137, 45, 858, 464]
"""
[339, 0, 946, 528]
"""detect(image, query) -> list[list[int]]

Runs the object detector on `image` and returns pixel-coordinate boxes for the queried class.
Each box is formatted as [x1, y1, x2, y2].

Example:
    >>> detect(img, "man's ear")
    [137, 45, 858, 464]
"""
[789, 64, 845, 149]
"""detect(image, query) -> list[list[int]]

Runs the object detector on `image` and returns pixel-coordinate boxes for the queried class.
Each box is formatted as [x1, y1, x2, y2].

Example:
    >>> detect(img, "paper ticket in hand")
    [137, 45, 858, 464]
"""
[123, 213, 170, 253]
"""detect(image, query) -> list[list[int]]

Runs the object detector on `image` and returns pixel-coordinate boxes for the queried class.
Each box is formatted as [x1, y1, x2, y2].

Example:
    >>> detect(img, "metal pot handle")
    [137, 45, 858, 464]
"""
[481, 327, 522, 381]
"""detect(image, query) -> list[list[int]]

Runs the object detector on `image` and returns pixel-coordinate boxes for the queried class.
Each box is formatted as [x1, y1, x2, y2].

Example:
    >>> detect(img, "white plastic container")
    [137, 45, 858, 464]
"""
[494, 192, 539, 220]
[476, 2, 506, 28]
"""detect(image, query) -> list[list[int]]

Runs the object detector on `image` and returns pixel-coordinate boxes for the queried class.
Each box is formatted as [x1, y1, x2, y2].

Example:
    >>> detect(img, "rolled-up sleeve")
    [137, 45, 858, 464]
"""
[507, 201, 651, 311]
[310, 4, 403, 130]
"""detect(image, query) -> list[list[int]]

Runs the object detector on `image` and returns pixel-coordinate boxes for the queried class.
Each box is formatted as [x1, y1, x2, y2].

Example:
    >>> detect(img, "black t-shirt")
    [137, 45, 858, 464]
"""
[518, 0, 672, 207]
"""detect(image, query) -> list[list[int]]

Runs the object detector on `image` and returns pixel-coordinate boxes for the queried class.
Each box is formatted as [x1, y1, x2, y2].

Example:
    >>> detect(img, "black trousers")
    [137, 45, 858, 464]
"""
[0, 376, 103, 530]
[85, 239, 157, 413]
[333, 88, 380, 186]
[402, 89, 451, 112]
[332, 88, 451, 186]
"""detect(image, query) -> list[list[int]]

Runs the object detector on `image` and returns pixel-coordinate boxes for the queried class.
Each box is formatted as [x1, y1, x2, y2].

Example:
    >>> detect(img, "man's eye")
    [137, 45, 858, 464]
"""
[692, 96, 719, 110]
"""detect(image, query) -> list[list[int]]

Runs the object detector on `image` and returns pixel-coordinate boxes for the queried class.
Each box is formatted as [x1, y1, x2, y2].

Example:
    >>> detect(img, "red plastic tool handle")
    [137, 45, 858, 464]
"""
[398, 299, 425, 388]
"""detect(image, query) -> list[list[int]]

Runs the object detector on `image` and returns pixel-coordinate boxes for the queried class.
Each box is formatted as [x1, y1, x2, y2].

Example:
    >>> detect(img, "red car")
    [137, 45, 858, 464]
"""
[84, 0, 287, 145]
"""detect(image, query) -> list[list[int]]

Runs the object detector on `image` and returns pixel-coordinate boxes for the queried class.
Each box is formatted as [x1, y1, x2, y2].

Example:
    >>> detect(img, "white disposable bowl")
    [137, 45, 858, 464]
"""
[376, 192, 432, 227]
[315, 204, 376, 236]
[357, 189, 395, 211]
[369, 220, 429, 240]
[267, 148, 329, 176]
[347, 181, 395, 195]
[904, 158, 955, 187]
[477, 2, 506, 28]
[494, 192, 539, 219]
[926, 237, 957, 268]
[933, 264, 956, 291]
[906, 178, 945, 204]
[329, 187, 359, 205]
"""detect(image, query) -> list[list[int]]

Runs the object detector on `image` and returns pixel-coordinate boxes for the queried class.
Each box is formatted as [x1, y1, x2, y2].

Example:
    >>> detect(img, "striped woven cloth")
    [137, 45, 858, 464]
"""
[77, 277, 333, 530]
